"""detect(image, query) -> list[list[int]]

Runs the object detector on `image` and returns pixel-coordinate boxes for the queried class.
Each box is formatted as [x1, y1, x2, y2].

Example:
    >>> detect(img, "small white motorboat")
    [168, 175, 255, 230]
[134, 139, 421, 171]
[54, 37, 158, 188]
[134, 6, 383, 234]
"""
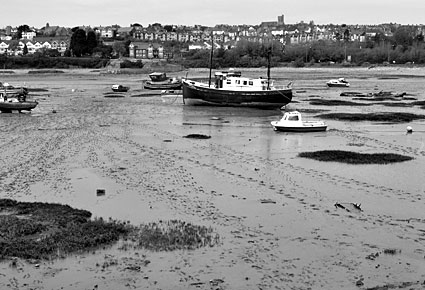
[270, 111, 327, 132]
[326, 78, 350, 87]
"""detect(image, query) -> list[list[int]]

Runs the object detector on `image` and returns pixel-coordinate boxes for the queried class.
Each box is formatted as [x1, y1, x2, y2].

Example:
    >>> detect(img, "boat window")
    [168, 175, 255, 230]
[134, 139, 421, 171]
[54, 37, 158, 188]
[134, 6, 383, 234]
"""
[288, 116, 299, 121]
[243, 81, 247, 85]
[236, 80, 240, 84]
[249, 81, 253, 85]
[226, 80, 231, 84]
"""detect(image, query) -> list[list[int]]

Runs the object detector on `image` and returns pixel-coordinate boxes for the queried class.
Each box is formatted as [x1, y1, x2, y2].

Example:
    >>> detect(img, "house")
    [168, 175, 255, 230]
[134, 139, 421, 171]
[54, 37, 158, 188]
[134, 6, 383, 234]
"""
[0, 42, 9, 54]
[0, 37, 69, 56]
[129, 41, 165, 59]
[116, 27, 134, 38]
[21, 31, 36, 40]
[100, 26, 116, 38]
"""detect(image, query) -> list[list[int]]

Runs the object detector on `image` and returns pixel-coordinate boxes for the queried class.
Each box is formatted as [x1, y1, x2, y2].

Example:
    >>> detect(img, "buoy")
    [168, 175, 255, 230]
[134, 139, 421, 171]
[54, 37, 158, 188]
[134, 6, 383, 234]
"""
[406, 126, 413, 134]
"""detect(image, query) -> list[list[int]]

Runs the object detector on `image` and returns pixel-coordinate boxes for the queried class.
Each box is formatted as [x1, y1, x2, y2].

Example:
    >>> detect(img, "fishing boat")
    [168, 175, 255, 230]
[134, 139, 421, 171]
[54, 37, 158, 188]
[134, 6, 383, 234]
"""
[326, 78, 350, 87]
[143, 72, 182, 90]
[0, 94, 38, 113]
[182, 41, 292, 108]
[111, 84, 129, 92]
[270, 111, 327, 132]
[182, 70, 292, 108]
[0, 83, 37, 113]
[0, 82, 28, 97]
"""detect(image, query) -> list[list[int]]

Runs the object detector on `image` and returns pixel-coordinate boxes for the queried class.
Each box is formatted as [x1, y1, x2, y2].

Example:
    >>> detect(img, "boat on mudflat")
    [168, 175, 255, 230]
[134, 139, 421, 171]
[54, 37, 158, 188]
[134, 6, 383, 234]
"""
[0, 83, 37, 113]
[143, 72, 182, 90]
[0, 95, 38, 113]
[326, 78, 350, 87]
[182, 69, 292, 108]
[271, 111, 327, 132]
[111, 84, 129, 92]
[0, 82, 29, 97]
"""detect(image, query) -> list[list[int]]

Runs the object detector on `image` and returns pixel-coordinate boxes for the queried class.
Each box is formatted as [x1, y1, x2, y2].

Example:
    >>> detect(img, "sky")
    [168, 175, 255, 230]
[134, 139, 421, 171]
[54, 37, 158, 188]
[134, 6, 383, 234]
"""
[2, 0, 424, 28]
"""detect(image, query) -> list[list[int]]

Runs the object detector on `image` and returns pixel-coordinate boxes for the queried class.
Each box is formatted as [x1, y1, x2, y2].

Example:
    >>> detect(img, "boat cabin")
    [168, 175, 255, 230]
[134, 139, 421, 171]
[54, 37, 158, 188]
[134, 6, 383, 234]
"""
[214, 70, 272, 91]
[149, 72, 168, 82]
[280, 111, 303, 123]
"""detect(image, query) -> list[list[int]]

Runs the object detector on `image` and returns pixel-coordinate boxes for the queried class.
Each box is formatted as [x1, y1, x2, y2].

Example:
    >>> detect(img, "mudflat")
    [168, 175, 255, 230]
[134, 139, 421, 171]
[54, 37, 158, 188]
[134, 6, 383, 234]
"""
[1, 66, 425, 290]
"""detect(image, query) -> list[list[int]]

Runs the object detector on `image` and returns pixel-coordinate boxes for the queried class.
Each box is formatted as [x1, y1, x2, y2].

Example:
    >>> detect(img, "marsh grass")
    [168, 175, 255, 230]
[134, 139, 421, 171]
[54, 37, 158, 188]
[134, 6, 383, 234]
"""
[0, 199, 219, 261]
[131, 220, 220, 251]
[0, 199, 130, 260]
[27, 70, 65, 74]
[308, 99, 371, 106]
[317, 112, 425, 122]
[298, 150, 413, 164]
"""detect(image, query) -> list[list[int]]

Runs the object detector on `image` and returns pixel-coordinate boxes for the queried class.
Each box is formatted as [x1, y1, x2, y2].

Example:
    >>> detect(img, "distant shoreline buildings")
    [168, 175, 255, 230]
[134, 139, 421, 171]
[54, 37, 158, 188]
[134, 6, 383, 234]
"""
[1, 14, 424, 59]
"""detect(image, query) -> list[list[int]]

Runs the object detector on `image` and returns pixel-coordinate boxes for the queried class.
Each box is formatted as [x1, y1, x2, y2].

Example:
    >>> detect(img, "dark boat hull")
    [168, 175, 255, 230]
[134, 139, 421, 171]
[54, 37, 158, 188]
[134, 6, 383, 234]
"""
[272, 125, 327, 132]
[112, 88, 129, 92]
[0, 101, 38, 113]
[182, 81, 292, 108]
[327, 83, 349, 87]
[144, 81, 182, 90]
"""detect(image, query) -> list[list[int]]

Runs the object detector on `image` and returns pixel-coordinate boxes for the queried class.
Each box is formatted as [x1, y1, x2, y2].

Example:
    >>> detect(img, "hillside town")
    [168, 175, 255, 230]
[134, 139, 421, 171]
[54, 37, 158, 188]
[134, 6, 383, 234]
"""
[1, 14, 425, 60]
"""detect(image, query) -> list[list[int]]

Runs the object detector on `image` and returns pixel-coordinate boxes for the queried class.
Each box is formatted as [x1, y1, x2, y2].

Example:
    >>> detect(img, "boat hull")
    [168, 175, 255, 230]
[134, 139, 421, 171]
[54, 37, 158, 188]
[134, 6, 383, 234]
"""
[182, 81, 292, 108]
[327, 83, 349, 87]
[271, 121, 327, 132]
[144, 81, 182, 90]
[112, 87, 129, 92]
[0, 101, 38, 113]
[272, 125, 327, 132]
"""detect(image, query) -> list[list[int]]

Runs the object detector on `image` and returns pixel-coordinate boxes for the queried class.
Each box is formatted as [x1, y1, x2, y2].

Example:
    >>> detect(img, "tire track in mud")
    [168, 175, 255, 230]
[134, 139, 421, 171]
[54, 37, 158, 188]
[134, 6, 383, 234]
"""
[112, 124, 365, 288]
[334, 128, 425, 156]
[55, 121, 309, 288]
[141, 123, 425, 278]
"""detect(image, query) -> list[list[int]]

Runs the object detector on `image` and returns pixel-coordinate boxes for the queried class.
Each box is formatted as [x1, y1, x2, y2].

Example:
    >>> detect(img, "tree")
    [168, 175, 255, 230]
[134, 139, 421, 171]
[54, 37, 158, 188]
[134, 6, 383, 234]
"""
[70, 28, 87, 57]
[112, 41, 127, 57]
[92, 45, 113, 58]
[393, 26, 414, 51]
[164, 25, 174, 32]
[86, 31, 98, 55]
[23, 44, 28, 55]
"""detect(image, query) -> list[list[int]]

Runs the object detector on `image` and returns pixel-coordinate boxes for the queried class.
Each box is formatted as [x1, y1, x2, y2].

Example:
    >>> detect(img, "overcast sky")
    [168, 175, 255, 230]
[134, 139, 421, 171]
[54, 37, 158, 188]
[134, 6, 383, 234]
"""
[2, 0, 424, 28]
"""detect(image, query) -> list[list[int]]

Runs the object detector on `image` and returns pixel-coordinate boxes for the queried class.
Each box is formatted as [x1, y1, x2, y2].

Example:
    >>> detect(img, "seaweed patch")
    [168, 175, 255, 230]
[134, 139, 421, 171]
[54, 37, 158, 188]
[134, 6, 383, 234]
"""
[298, 150, 413, 164]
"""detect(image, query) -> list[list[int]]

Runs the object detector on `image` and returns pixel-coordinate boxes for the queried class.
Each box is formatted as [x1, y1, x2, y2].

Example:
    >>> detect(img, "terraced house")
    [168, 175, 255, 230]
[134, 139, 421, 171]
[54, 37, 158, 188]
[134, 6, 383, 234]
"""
[0, 38, 69, 56]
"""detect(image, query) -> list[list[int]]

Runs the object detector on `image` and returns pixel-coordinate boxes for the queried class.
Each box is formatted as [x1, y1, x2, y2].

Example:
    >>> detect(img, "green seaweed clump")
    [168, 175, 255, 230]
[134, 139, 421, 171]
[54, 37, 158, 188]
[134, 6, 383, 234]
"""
[298, 150, 413, 164]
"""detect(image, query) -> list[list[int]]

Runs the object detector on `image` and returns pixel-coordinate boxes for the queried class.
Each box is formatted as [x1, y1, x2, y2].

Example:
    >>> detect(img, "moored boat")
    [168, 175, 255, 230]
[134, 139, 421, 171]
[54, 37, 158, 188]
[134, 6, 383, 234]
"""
[111, 84, 129, 92]
[182, 69, 292, 108]
[0, 82, 28, 98]
[271, 111, 327, 132]
[0, 82, 36, 113]
[143, 72, 182, 90]
[0, 94, 38, 113]
[327, 78, 350, 87]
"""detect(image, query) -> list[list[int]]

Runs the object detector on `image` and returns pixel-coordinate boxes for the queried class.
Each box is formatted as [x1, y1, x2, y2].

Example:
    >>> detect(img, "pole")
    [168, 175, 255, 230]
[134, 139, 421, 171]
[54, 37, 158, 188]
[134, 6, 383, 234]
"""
[267, 47, 271, 90]
[208, 32, 214, 88]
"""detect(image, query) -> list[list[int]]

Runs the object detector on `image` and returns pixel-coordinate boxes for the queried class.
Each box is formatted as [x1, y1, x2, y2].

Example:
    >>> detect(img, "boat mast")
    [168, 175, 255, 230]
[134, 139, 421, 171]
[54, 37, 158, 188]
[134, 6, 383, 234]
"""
[267, 47, 271, 90]
[208, 31, 214, 88]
